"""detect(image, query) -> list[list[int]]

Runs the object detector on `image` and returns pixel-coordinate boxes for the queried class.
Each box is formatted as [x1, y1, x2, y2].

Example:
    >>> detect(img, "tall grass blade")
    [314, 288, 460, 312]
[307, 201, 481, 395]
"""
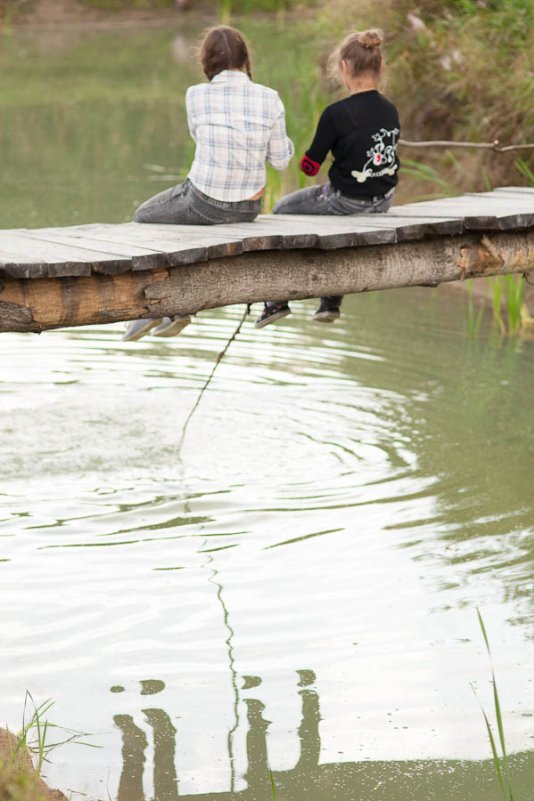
[515, 158, 534, 187]
[476, 610, 515, 801]
[477, 608, 491, 654]
[400, 158, 458, 199]
[269, 769, 277, 800]
[466, 280, 484, 337]
[480, 703, 507, 801]
[489, 278, 506, 335]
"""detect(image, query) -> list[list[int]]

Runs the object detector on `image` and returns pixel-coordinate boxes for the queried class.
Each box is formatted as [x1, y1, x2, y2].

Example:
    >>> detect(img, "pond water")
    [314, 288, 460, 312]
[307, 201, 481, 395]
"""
[1, 19, 534, 801]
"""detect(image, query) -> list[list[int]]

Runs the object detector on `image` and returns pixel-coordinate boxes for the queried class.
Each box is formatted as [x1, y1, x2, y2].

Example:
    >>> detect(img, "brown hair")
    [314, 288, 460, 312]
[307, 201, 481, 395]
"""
[198, 26, 252, 81]
[330, 29, 384, 82]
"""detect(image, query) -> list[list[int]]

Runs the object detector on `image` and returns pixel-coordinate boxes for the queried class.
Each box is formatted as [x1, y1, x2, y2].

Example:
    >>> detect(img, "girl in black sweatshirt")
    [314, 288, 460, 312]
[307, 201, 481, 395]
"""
[256, 29, 400, 328]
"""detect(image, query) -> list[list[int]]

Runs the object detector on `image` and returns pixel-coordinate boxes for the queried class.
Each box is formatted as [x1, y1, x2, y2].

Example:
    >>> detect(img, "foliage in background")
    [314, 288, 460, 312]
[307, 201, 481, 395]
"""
[310, 0, 534, 200]
[1, 0, 532, 213]
[76, 0, 305, 11]
[78, 0, 174, 8]
[0, 0, 30, 24]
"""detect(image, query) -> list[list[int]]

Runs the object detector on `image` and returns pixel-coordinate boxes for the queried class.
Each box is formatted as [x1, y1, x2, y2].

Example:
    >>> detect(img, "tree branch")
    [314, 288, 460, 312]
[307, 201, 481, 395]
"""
[399, 139, 534, 153]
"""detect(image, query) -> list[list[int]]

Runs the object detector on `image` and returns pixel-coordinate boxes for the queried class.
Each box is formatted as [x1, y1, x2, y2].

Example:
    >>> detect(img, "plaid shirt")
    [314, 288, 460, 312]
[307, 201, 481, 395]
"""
[186, 70, 294, 202]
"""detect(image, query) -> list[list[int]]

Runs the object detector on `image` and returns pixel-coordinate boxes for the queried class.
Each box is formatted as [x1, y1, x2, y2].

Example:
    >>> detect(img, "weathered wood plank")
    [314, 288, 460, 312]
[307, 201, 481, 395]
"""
[493, 187, 534, 195]
[12, 229, 171, 273]
[273, 213, 465, 240]
[0, 231, 131, 277]
[1, 189, 533, 293]
[21, 225, 237, 269]
[386, 200, 534, 231]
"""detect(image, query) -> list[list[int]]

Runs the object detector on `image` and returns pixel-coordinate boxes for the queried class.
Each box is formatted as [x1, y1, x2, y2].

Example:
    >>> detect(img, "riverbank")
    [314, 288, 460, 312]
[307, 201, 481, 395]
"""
[0, 729, 67, 801]
[1, 0, 194, 27]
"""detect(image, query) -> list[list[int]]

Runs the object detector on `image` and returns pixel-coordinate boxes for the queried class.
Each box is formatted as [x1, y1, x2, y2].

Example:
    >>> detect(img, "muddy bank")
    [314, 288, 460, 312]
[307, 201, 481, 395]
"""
[3, 0, 193, 27]
[0, 728, 68, 801]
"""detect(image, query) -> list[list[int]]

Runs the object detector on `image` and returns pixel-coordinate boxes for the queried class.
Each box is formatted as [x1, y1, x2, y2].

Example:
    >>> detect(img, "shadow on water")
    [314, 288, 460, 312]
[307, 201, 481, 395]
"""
[112, 673, 534, 801]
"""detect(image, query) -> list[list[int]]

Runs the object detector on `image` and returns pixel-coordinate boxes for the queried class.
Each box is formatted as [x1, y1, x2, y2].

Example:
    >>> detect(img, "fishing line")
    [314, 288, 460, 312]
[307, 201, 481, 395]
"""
[200, 539, 240, 794]
[177, 304, 251, 454]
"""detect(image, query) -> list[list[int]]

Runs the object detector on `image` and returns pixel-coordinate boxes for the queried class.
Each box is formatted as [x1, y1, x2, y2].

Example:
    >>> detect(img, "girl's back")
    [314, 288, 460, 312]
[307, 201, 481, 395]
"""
[187, 69, 290, 201]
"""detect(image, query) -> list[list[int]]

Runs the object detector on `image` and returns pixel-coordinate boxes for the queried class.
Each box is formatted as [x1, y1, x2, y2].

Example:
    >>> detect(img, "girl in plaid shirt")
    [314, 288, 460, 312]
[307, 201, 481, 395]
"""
[124, 25, 294, 341]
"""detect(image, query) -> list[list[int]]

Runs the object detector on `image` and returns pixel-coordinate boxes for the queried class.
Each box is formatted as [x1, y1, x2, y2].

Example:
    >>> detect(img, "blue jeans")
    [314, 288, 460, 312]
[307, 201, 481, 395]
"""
[134, 179, 261, 225]
[267, 183, 393, 311]
[273, 182, 393, 216]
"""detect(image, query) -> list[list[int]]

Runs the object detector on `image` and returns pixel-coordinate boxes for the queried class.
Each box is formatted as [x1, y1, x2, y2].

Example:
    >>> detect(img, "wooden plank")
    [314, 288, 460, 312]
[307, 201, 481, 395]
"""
[237, 217, 396, 248]
[12, 228, 170, 274]
[493, 187, 534, 195]
[272, 213, 465, 240]
[0, 232, 128, 278]
[1, 189, 533, 283]
[95, 222, 282, 261]
[393, 194, 534, 210]
[255, 215, 399, 246]
[112, 224, 248, 264]
[387, 201, 534, 230]
[389, 199, 534, 216]
[23, 225, 235, 269]
[0, 256, 56, 280]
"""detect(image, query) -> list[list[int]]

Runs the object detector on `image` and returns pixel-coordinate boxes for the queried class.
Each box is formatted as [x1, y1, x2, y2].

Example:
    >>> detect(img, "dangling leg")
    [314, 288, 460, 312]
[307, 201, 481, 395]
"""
[254, 301, 292, 329]
[313, 295, 343, 323]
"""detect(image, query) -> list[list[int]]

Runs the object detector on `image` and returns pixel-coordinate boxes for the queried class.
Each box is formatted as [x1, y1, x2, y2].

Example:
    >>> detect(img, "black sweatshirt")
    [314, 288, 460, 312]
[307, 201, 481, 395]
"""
[300, 90, 400, 199]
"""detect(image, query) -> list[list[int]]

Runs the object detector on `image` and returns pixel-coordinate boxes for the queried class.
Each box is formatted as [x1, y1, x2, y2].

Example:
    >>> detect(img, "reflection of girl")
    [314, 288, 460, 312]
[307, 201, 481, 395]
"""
[124, 25, 294, 341]
[255, 29, 400, 328]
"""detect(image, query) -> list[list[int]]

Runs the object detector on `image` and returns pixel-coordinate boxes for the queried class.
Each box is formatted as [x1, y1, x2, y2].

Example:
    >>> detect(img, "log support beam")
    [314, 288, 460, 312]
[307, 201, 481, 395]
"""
[1, 230, 533, 333]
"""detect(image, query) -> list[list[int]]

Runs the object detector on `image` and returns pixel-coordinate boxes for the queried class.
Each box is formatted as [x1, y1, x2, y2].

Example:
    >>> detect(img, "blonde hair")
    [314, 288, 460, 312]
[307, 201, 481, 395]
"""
[329, 29, 384, 82]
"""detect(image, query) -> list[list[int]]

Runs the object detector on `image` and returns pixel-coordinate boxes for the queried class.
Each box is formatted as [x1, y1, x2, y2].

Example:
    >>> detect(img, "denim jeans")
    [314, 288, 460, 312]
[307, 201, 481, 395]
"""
[267, 183, 393, 311]
[273, 182, 393, 216]
[134, 179, 261, 225]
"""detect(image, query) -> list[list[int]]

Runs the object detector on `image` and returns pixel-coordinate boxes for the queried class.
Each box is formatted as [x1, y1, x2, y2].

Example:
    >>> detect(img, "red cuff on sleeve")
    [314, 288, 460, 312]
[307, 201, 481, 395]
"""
[299, 154, 321, 177]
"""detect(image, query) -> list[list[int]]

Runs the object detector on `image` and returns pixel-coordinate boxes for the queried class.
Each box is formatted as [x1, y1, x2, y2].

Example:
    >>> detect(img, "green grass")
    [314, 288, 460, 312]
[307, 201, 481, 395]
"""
[0, 694, 52, 801]
[466, 280, 484, 338]
[269, 769, 278, 800]
[475, 610, 517, 801]
[488, 275, 527, 337]
[10, 693, 97, 775]
[11, 694, 53, 774]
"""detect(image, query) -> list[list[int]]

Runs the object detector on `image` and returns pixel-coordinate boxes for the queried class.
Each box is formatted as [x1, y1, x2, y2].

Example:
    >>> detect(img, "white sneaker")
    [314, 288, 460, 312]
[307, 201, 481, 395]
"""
[122, 318, 162, 341]
[152, 315, 192, 337]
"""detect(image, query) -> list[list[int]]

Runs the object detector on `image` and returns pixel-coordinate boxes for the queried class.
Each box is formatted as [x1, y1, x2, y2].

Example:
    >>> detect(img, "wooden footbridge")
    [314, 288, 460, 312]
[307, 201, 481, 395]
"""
[1, 187, 533, 333]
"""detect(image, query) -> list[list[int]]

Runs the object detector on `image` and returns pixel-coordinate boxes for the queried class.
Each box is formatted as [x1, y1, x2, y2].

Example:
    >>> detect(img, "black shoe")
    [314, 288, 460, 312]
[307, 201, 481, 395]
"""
[255, 303, 291, 329]
[313, 298, 341, 323]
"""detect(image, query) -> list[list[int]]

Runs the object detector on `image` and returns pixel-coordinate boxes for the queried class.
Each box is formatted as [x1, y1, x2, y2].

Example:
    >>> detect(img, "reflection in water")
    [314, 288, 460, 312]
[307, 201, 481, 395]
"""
[113, 674, 534, 801]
